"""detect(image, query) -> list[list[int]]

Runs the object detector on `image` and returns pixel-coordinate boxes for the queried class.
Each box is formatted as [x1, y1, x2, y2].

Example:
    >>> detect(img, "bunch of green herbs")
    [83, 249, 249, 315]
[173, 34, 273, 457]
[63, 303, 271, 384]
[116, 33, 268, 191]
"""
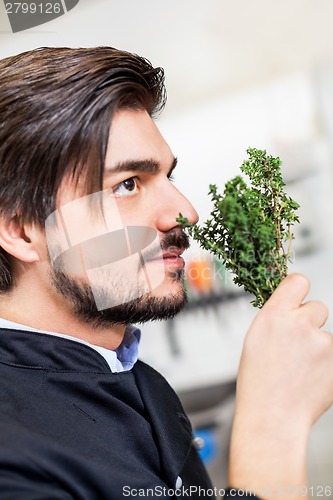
[177, 148, 300, 308]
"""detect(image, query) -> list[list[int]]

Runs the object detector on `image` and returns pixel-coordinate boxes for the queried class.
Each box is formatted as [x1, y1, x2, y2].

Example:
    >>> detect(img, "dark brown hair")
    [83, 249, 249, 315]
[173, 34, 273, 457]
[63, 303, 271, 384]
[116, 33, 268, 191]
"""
[0, 46, 166, 292]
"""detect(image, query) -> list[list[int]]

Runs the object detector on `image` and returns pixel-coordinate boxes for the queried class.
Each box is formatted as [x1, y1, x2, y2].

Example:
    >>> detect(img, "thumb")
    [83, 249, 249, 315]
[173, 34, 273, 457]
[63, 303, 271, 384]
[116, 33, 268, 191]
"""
[263, 273, 310, 311]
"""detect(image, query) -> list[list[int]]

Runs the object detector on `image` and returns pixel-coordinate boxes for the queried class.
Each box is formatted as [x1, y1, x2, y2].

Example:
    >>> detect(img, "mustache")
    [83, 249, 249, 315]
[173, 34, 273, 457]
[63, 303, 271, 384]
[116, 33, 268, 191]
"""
[160, 228, 190, 252]
[142, 229, 190, 261]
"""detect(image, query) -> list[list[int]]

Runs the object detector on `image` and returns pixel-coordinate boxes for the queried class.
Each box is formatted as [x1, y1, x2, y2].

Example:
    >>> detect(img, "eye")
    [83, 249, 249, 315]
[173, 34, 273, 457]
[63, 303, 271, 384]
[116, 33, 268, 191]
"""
[113, 177, 139, 196]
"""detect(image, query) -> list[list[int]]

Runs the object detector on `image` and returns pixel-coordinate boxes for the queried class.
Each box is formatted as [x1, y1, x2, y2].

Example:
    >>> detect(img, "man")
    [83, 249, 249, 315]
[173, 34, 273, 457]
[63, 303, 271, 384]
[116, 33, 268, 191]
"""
[0, 46, 332, 499]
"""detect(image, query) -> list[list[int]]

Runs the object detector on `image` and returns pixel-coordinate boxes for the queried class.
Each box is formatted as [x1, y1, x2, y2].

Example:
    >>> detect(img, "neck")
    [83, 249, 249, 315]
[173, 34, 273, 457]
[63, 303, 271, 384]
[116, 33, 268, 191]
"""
[0, 270, 126, 351]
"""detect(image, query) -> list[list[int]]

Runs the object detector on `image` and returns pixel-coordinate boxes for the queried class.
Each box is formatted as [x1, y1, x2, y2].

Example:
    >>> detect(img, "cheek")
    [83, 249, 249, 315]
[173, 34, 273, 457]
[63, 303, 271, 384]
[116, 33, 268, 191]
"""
[111, 197, 152, 226]
[45, 191, 123, 268]
[45, 189, 162, 282]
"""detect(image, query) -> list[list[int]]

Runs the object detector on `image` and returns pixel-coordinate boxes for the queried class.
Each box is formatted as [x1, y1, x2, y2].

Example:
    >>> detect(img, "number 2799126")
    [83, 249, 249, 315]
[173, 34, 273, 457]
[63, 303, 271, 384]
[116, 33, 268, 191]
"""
[5, 3, 62, 14]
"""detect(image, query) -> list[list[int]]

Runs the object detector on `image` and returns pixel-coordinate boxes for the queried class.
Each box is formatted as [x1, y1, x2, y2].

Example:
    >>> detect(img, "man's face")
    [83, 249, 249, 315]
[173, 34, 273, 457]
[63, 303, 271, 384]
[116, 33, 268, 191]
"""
[45, 109, 199, 327]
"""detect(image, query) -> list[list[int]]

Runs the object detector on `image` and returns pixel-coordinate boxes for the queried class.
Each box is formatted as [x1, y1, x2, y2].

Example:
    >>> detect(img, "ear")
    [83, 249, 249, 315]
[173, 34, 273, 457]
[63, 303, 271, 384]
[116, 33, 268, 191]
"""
[0, 215, 42, 263]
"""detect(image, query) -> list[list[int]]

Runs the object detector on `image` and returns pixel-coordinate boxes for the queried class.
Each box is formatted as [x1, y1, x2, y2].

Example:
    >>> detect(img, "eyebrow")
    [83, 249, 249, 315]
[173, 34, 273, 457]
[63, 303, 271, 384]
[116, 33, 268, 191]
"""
[104, 156, 178, 179]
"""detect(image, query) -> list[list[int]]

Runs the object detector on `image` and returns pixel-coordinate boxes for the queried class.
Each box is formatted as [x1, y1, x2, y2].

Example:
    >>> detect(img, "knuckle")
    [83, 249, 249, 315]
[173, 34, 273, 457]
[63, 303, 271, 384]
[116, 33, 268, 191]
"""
[312, 299, 329, 316]
[299, 300, 329, 327]
[317, 330, 333, 349]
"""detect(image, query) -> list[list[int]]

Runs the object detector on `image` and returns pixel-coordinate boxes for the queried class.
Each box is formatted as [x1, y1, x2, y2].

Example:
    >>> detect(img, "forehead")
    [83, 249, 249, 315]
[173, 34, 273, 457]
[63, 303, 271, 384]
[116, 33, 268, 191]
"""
[105, 109, 173, 169]
[57, 109, 174, 207]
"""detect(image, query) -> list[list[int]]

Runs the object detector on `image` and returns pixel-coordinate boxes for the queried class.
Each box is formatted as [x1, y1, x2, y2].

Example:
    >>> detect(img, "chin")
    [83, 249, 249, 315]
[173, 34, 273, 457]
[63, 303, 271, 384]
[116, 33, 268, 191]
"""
[149, 271, 184, 297]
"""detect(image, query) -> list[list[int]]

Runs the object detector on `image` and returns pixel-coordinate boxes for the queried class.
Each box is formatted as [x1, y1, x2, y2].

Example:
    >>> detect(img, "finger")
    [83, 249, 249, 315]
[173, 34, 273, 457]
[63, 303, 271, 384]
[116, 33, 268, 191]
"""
[300, 300, 329, 329]
[263, 273, 310, 311]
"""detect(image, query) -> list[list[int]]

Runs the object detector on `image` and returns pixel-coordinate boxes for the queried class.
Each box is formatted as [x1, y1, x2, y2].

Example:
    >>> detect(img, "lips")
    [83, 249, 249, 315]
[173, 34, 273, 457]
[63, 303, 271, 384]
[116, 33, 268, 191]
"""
[162, 248, 185, 259]
[145, 247, 185, 265]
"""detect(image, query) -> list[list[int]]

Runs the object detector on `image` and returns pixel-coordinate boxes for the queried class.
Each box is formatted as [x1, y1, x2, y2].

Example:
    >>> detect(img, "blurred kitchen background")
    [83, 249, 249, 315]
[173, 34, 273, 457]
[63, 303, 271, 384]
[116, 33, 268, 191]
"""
[1, 0, 333, 494]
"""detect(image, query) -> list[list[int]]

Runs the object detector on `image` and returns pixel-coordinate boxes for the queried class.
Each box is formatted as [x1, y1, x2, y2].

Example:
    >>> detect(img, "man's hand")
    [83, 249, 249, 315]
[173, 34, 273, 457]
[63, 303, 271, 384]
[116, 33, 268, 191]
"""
[228, 273, 333, 499]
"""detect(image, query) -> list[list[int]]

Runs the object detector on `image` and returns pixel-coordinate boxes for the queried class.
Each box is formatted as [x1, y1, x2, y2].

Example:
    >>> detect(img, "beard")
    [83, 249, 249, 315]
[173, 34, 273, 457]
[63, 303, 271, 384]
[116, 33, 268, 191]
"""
[50, 229, 190, 329]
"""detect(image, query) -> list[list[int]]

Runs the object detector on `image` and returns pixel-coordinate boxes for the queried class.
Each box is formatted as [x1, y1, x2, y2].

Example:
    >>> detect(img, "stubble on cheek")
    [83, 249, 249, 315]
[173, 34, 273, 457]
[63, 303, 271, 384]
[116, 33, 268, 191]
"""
[44, 190, 168, 312]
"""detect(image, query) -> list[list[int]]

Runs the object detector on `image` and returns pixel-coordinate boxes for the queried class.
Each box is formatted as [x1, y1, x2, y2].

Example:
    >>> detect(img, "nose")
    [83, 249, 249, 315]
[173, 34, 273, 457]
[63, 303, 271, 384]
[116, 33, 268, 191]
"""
[155, 182, 199, 232]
